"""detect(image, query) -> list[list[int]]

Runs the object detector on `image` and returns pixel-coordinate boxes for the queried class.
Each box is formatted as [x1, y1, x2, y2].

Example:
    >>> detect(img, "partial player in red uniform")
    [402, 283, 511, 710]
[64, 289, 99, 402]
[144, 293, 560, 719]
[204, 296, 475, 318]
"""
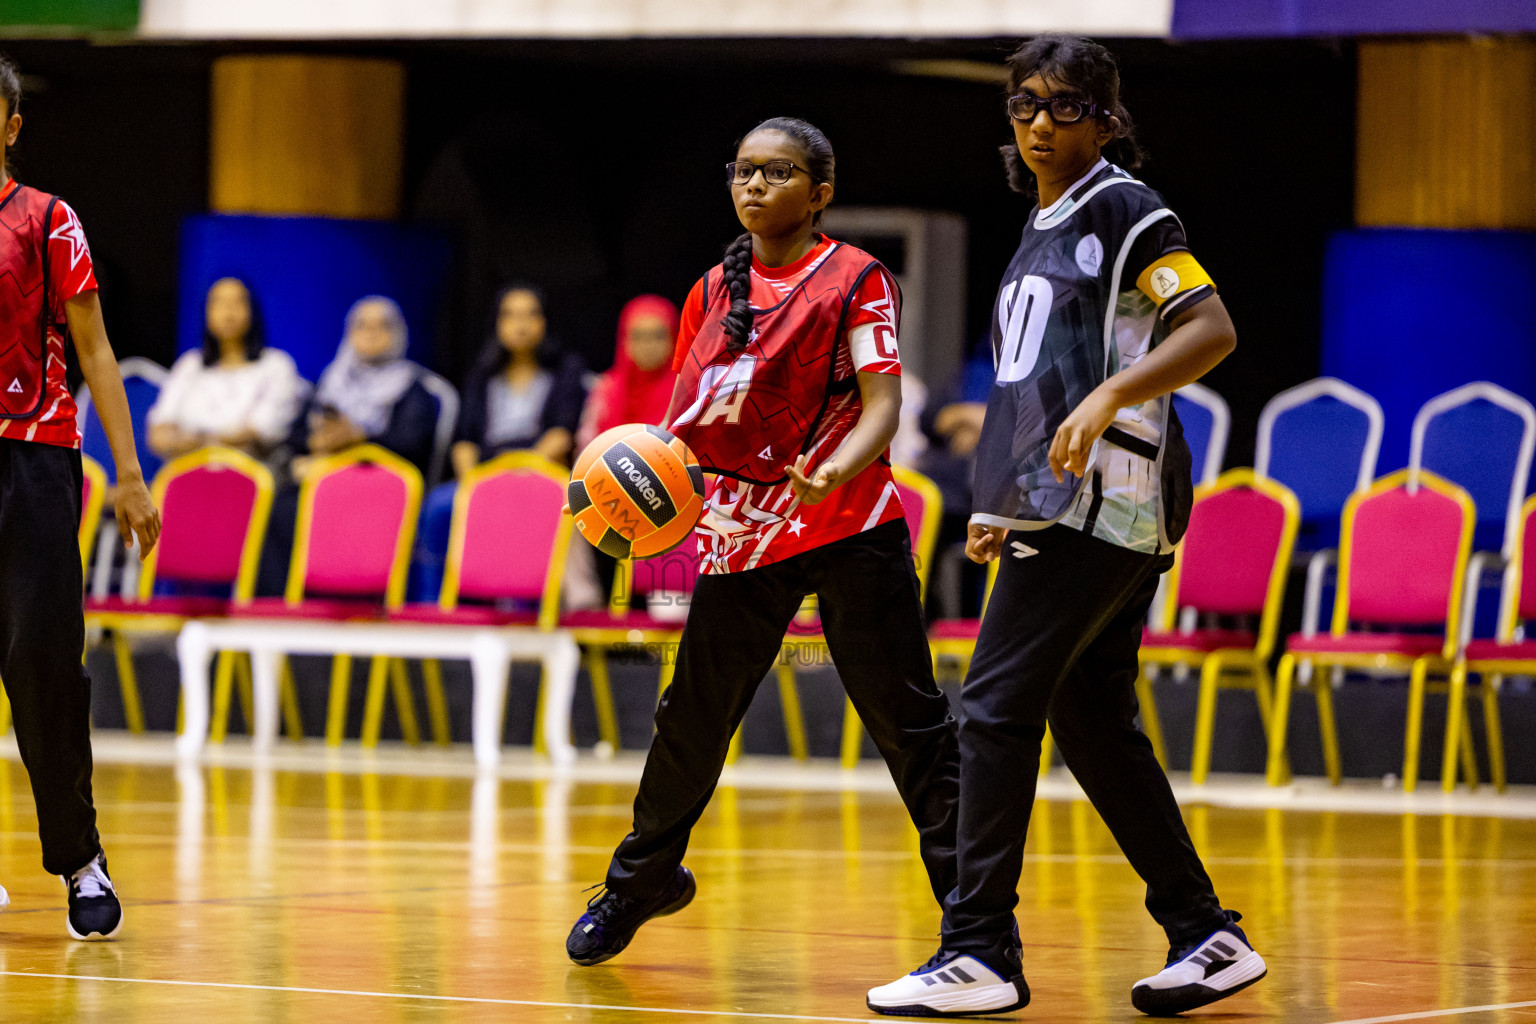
[567, 117, 960, 966]
[0, 55, 160, 939]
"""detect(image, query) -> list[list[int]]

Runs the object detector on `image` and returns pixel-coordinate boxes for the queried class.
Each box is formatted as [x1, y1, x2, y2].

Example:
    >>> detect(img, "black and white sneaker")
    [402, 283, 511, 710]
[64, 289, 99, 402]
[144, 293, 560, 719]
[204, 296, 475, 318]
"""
[1131, 921, 1266, 1016]
[867, 949, 1030, 1017]
[565, 866, 696, 966]
[64, 854, 122, 941]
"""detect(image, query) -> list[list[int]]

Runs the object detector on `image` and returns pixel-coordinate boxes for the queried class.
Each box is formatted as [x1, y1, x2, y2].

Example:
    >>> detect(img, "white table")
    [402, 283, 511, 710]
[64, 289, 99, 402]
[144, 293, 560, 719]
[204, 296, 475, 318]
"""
[175, 618, 581, 766]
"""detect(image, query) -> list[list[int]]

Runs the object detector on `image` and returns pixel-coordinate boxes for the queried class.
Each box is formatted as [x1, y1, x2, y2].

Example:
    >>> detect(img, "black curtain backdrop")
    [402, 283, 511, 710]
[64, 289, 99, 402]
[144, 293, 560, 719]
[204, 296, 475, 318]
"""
[0, 40, 209, 369]
[0, 36, 1352, 471]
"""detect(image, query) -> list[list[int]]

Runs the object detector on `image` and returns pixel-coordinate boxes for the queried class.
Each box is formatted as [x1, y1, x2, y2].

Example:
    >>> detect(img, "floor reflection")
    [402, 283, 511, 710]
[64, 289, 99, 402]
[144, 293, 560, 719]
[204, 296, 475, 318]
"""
[0, 752, 1529, 1023]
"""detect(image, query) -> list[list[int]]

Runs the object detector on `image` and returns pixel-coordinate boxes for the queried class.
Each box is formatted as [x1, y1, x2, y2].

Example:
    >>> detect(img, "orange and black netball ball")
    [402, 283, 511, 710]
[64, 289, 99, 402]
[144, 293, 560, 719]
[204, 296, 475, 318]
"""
[568, 423, 706, 559]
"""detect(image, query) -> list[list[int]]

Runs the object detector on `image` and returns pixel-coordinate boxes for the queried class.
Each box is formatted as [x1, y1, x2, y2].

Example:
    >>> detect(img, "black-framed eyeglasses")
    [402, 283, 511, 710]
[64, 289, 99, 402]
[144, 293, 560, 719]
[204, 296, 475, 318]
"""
[726, 159, 813, 187]
[1006, 91, 1102, 126]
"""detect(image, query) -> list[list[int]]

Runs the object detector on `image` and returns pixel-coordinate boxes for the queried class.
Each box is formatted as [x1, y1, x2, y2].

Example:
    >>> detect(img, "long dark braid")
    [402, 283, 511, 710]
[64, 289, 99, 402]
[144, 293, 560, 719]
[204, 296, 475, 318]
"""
[719, 116, 837, 351]
[720, 232, 756, 352]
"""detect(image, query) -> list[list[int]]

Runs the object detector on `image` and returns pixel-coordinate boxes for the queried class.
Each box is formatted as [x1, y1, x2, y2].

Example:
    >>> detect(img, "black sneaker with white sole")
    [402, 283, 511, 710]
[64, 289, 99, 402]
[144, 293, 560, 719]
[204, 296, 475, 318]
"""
[64, 854, 122, 941]
[867, 948, 1030, 1017]
[1131, 918, 1266, 1016]
[566, 866, 696, 966]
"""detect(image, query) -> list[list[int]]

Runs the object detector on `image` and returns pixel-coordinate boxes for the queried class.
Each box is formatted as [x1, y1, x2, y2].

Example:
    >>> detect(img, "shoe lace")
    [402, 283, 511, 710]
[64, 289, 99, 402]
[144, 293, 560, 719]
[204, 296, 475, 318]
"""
[917, 948, 953, 973]
[582, 884, 639, 926]
[71, 858, 114, 900]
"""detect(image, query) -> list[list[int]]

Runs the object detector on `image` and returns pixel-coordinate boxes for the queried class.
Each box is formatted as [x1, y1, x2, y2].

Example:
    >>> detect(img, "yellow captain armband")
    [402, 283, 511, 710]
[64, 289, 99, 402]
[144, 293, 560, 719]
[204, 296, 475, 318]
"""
[1136, 252, 1215, 311]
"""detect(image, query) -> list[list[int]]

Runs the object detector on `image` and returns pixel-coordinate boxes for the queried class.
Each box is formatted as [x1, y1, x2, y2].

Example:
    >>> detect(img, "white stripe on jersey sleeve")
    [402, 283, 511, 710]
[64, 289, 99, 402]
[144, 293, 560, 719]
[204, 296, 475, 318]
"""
[848, 270, 900, 374]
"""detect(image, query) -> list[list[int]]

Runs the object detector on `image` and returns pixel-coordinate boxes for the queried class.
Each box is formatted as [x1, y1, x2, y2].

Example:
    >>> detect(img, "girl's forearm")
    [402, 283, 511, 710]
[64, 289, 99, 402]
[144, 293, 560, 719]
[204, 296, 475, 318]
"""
[79, 352, 146, 483]
[68, 295, 147, 483]
[830, 378, 901, 476]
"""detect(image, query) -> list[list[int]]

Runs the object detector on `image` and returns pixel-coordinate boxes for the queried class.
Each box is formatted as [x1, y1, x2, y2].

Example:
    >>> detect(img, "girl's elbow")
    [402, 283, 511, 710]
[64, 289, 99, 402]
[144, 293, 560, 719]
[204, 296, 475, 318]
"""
[1207, 325, 1236, 362]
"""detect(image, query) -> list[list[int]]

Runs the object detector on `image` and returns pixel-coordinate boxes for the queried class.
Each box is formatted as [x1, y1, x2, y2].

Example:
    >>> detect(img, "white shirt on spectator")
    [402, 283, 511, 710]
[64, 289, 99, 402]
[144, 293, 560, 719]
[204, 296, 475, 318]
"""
[148, 348, 309, 444]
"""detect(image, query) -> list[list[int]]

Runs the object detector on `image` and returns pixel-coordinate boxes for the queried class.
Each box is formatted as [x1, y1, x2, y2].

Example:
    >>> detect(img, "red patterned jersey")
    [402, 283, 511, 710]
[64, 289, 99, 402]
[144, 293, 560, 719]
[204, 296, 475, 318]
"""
[669, 235, 905, 574]
[0, 178, 97, 448]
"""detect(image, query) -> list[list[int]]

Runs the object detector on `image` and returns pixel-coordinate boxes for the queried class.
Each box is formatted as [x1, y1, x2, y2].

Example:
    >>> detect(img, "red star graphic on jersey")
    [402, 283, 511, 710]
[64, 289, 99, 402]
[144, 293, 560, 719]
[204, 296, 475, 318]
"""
[49, 203, 91, 272]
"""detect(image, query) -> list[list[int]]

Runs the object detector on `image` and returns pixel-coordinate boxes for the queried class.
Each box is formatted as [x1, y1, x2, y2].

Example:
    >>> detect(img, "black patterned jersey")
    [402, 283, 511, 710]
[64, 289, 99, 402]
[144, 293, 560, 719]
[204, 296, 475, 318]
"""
[971, 159, 1215, 553]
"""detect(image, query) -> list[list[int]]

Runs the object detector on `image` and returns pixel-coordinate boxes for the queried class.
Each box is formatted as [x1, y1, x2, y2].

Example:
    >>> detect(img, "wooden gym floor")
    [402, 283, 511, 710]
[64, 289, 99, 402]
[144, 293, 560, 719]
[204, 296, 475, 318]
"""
[0, 735, 1532, 1024]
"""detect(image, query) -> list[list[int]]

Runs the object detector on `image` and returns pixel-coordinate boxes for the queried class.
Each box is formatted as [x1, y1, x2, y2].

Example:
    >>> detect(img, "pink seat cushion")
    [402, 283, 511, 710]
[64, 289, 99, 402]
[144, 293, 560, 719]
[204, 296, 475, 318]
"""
[1141, 628, 1257, 653]
[303, 464, 411, 596]
[1520, 512, 1536, 621]
[85, 595, 231, 618]
[457, 471, 566, 603]
[235, 597, 386, 621]
[930, 619, 982, 641]
[155, 465, 262, 586]
[389, 605, 538, 627]
[630, 545, 703, 600]
[1284, 631, 1445, 656]
[1346, 485, 1468, 626]
[560, 609, 688, 633]
[1177, 488, 1287, 616]
[1464, 638, 1536, 662]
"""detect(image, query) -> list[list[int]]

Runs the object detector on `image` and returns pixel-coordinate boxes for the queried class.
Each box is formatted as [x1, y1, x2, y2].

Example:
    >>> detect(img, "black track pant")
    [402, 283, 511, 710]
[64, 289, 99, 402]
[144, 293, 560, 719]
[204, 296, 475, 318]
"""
[0, 439, 101, 877]
[606, 518, 961, 903]
[941, 524, 1226, 960]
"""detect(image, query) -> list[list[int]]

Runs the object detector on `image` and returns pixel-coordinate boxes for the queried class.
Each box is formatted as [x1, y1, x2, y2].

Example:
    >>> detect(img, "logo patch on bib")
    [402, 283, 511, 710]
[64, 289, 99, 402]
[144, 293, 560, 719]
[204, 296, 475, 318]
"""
[1075, 234, 1104, 277]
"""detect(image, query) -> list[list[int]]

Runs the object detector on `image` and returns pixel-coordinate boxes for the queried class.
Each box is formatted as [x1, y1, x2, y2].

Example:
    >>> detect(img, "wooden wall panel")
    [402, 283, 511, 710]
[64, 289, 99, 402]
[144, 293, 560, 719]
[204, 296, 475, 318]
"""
[210, 56, 404, 220]
[1357, 38, 1536, 230]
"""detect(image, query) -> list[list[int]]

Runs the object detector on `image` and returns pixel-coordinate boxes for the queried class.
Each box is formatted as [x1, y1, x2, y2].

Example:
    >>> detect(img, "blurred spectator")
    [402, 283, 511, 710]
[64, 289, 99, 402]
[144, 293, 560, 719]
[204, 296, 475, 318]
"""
[891, 373, 930, 470]
[147, 276, 307, 463]
[451, 283, 586, 476]
[290, 296, 438, 479]
[577, 294, 679, 448]
[918, 338, 995, 619]
[256, 297, 439, 595]
[412, 283, 586, 602]
[918, 339, 993, 493]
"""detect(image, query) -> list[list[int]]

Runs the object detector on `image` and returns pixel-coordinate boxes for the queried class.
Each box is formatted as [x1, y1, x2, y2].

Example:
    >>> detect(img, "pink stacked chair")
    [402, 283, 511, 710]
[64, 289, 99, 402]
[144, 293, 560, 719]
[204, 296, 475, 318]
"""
[244, 447, 421, 619]
[85, 447, 274, 736]
[238, 444, 422, 745]
[1266, 468, 1475, 791]
[396, 453, 569, 627]
[1141, 470, 1299, 783]
[1452, 494, 1534, 793]
[386, 452, 572, 750]
[562, 522, 703, 754]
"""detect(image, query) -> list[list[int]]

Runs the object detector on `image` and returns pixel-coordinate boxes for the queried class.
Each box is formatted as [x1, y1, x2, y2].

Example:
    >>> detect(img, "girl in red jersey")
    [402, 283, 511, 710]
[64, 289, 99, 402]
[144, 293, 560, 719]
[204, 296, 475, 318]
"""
[567, 117, 960, 966]
[0, 55, 160, 939]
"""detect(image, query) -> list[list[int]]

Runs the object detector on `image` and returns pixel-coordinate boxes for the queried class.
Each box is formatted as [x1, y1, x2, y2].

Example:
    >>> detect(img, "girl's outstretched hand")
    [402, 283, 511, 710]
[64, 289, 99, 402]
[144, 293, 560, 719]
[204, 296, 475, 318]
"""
[966, 523, 1007, 564]
[785, 454, 844, 505]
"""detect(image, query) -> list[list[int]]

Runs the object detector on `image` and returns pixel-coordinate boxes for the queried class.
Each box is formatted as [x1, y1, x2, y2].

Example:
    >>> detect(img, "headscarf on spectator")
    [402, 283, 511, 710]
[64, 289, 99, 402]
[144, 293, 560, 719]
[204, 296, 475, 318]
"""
[314, 296, 420, 437]
[591, 294, 680, 435]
